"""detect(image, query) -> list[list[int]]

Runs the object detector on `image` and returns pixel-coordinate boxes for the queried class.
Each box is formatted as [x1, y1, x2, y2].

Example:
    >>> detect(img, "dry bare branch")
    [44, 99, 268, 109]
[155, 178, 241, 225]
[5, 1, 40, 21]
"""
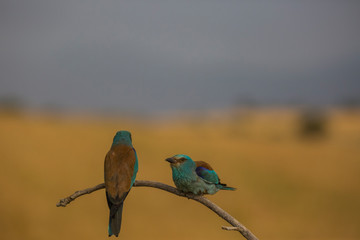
[57, 180, 259, 240]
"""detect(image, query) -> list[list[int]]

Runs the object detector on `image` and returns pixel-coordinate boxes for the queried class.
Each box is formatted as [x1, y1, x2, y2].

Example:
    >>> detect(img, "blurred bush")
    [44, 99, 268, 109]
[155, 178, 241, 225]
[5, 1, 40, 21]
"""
[0, 96, 24, 115]
[298, 109, 328, 138]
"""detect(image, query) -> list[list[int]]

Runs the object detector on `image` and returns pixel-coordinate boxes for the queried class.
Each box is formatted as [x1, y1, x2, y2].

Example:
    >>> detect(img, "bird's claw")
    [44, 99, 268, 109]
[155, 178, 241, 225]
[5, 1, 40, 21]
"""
[184, 193, 196, 199]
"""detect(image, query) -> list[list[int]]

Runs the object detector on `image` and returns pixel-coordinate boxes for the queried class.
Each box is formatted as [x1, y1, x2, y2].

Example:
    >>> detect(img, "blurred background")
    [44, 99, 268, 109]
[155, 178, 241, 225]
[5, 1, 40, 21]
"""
[1, 1, 360, 240]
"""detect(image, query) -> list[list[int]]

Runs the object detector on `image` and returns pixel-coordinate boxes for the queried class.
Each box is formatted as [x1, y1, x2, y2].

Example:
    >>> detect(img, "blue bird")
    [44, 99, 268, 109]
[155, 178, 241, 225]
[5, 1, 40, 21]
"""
[104, 131, 138, 237]
[165, 154, 235, 195]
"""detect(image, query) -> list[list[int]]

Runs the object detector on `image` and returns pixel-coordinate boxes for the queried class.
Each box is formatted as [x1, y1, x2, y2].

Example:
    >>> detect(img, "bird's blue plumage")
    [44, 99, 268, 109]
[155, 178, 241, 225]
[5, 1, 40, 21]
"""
[195, 167, 219, 184]
[112, 130, 133, 146]
[104, 130, 138, 237]
[166, 154, 236, 195]
[131, 148, 139, 187]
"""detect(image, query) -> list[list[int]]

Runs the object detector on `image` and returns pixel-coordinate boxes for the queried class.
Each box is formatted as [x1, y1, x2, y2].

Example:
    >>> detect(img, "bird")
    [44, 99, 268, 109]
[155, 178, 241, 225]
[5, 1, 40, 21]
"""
[104, 131, 138, 237]
[165, 154, 235, 195]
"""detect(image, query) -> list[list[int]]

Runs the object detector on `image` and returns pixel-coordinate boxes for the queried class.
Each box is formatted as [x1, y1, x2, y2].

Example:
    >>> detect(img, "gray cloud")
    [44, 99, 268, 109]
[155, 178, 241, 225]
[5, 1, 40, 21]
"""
[1, 0, 360, 113]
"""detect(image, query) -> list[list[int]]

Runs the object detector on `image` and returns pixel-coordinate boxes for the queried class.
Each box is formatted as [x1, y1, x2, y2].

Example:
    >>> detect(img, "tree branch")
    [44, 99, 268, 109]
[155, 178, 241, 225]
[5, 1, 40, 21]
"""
[57, 180, 259, 240]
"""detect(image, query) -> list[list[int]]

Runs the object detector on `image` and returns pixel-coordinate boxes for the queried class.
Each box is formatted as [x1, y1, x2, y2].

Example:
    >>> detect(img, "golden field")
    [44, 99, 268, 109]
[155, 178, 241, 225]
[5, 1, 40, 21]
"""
[0, 109, 359, 240]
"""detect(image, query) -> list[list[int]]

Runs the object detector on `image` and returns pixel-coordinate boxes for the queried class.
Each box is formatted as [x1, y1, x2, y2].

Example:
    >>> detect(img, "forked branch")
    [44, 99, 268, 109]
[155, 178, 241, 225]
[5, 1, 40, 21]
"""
[57, 180, 259, 240]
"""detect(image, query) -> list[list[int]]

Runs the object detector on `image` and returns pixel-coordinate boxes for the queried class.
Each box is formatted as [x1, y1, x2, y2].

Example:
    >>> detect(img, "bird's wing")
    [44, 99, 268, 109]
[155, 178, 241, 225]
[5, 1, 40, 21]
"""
[195, 161, 219, 184]
[131, 147, 139, 187]
[104, 144, 137, 204]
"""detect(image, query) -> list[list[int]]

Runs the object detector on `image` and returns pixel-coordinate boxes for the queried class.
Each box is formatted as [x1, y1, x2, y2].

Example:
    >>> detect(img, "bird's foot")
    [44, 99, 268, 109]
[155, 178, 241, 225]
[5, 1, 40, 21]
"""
[184, 193, 196, 199]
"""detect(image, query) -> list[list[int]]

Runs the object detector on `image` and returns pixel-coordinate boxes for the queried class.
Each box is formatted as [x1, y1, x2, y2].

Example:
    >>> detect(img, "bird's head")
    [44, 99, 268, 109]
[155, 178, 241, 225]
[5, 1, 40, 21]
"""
[112, 130, 132, 146]
[165, 154, 195, 170]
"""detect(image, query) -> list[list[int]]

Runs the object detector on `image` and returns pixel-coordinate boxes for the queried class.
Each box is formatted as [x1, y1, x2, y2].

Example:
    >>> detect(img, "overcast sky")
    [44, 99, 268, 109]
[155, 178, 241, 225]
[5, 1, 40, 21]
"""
[1, 0, 360, 114]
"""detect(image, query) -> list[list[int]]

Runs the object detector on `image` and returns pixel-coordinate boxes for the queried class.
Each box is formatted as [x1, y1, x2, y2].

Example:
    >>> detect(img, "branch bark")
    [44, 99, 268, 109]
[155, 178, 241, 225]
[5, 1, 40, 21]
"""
[57, 180, 259, 240]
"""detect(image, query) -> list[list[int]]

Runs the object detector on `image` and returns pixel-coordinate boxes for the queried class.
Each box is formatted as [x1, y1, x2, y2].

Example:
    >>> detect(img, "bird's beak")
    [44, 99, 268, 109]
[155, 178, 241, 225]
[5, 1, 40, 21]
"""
[166, 157, 176, 164]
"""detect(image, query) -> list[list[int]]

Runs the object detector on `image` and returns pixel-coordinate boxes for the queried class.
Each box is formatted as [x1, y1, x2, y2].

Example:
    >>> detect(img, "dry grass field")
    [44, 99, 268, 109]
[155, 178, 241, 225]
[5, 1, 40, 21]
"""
[0, 109, 359, 240]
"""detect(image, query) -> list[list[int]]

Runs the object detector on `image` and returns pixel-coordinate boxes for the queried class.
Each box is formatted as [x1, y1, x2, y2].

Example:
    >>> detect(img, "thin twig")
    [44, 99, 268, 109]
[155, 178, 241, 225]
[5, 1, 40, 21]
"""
[56, 183, 105, 207]
[57, 180, 259, 240]
[222, 226, 242, 231]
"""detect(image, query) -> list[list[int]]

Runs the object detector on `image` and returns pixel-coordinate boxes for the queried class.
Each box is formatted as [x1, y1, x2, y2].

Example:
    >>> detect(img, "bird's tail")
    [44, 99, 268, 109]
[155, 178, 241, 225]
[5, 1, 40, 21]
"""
[108, 202, 124, 237]
[217, 183, 236, 191]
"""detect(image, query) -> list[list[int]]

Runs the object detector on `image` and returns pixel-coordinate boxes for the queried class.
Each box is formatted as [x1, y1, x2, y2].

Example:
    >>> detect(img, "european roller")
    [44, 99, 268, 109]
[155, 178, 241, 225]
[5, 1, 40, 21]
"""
[166, 154, 235, 195]
[104, 131, 138, 237]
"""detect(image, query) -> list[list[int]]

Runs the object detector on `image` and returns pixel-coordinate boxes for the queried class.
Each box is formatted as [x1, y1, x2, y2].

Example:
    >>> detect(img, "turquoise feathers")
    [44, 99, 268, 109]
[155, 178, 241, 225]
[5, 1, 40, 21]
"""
[112, 131, 133, 147]
[104, 131, 138, 237]
[166, 154, 236, 195]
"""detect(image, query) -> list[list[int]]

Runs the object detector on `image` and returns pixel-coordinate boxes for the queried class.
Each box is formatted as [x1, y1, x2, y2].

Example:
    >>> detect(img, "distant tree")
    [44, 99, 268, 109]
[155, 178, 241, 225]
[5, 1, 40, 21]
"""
[298, 109, 328, 138]
[0, 96, 24, 115]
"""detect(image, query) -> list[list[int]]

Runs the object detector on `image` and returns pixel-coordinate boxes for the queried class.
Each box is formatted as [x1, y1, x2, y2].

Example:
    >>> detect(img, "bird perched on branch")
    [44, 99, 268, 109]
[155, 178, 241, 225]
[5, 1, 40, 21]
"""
[165, 154, 235, 195]
[104, 131, 138, 237]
